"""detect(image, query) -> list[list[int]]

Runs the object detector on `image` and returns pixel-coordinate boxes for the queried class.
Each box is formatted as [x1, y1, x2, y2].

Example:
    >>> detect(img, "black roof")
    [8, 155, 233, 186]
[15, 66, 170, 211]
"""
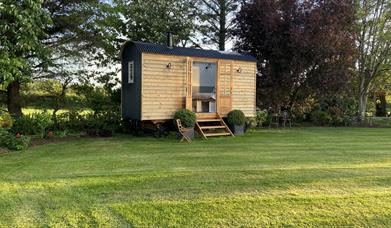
[125, 41, 257, 62]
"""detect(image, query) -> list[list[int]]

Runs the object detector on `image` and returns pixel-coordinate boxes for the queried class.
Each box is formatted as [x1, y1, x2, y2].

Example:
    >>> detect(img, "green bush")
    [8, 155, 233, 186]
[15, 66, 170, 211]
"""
[246, 117, 257, 129]
[12, 115, 38, 135]
[311, 110, 332, 126]
[0, 112, 13, 129]
[34, 112, 53, 138]
[6, 135, 30, 150]
[0, 128, 30, 151]
[12, 112, 53, 138]
[256, 109, 268, 127]
[55, 111, 86, 132]
[54, 109, 121, 136]
[174, 109, 196, 128]
[55, 129, 70, 138]
[0, 128, 8, 147]
[227, 110, 246, 126]
[85, 111, 122, 137]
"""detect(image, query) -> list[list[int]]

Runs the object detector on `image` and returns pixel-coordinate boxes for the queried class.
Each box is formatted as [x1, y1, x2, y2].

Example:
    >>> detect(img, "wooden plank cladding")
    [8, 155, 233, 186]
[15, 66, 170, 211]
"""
[232, 61, 257, 117]
[217, 61, 233, 115]
[140, 53, 256, 121]
[141, 53, 187, 120]
[121, 41, 257, 122]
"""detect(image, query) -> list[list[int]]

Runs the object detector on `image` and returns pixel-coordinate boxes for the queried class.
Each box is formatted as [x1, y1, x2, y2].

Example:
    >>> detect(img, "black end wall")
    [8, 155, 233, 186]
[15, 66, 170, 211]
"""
[121, 43, 142, 120]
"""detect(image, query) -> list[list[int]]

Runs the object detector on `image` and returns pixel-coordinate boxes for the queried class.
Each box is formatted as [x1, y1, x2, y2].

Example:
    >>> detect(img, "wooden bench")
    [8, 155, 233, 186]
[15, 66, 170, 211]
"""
[367, 116, 391, 127]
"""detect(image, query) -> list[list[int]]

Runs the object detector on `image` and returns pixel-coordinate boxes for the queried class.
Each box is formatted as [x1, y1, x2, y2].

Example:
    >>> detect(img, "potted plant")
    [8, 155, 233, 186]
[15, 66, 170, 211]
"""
[227, 110, 246, 135]
[174, 109, 196, 139]
[47, 130, 55, 138]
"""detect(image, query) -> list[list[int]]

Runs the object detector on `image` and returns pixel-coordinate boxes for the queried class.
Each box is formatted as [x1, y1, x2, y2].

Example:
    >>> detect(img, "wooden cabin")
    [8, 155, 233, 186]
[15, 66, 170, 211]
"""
[121, 39, 257, 137]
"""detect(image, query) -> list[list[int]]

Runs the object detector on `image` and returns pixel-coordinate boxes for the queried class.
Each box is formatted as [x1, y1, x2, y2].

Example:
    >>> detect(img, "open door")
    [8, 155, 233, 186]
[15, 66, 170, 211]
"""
[185, 57, 192, 110]
[217, 61, 233, 115]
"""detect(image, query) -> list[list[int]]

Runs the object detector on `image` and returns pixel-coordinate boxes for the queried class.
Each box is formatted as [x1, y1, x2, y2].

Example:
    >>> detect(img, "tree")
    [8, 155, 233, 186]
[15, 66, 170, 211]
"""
[196, 0, 241, 50]
[234, 0, 356, 113]
[0, 0, 110, 117]
[356, 0, 391, 119]
[0, 0, 51, 116]
[115, 0, 197, 47]
[40, 0, 110, 70]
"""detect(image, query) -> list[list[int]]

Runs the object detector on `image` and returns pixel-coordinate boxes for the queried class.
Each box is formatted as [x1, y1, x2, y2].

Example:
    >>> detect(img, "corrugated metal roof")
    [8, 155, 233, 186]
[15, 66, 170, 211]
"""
[128, 41, 257, 62]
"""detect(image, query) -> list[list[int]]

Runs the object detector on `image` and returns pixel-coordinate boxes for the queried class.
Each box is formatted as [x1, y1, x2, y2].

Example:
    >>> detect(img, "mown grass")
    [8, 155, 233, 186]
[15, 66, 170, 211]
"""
[1, 128, 391, 227]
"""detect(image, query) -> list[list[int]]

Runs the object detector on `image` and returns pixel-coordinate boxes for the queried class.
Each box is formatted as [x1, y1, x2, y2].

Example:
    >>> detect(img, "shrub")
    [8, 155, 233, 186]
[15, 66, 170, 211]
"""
[0, 128, 8, 147]
[311, 110, 332, 126]
[256, 109, 268, 127]
[55, 130, 70, 138]
[33, 112, 53, 138]
[12, 115, 38, 135]
[11, 112, 53, 138]
[327, 106, 345, 126]
[6, 135, 30, 150]
[246, 117, 257, 129]
[55, 111, 86, 132]
[85, 111, 122, 137]
[227, 110, 246, 126]
[0, 128, 30, 151]
[174, 109, 196, 128]
[0, 112, 13, 129]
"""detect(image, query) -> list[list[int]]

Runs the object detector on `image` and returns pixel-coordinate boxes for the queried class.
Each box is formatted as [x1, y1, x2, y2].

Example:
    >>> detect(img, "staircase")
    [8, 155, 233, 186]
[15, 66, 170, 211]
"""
[195, 113, 234, 139]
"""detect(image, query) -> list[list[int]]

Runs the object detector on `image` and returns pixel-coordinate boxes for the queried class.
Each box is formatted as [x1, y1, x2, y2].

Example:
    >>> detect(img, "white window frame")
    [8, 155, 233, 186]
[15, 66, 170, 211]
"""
[128, 61, 134, 84]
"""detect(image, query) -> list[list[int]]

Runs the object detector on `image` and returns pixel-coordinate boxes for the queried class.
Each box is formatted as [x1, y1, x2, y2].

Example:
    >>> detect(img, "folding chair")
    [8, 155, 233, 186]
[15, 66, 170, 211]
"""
[176, 119, 192, 143]
[269, 113, 280, 128]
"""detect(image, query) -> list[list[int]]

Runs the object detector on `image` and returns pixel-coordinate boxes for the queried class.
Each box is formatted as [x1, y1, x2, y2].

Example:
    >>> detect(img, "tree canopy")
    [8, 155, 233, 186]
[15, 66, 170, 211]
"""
[234, 0, 356, 114]
[115, 0, 197, 46]
[195, 0, 242, 50]
[0, 0, 51, 86]
[356, 0, 391, 118]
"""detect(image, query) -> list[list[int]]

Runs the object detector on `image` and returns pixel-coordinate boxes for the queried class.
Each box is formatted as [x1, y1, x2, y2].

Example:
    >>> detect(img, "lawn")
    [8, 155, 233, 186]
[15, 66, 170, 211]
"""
[1, 128, 391, 227]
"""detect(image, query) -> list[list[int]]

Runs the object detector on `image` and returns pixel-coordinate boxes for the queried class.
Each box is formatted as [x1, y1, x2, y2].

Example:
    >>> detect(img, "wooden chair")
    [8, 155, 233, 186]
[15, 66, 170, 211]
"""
[176, 119, 192, 143]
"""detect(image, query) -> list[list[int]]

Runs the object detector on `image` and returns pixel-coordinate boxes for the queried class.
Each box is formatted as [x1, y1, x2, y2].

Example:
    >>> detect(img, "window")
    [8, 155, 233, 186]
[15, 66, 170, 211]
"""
[128, 61, 134, 83]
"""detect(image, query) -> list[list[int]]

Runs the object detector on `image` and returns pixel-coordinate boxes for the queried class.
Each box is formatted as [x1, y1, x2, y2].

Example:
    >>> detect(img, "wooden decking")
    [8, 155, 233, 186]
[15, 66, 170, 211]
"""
[195, 113, 234, 139]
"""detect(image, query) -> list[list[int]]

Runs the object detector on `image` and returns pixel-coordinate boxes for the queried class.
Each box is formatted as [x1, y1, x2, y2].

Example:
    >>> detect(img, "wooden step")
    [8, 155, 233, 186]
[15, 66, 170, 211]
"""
[196, 113, 219, 119]
[195, 113, 234, 139]
[200, 126, 226, 130]
[197, 119, 222, 122]
[204, 132, 232, 137]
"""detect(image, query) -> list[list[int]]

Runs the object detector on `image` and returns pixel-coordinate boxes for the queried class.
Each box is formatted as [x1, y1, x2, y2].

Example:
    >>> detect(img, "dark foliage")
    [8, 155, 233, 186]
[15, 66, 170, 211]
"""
[85, 111, 122, 137]
[310, 110, 332, 126]
[234, 0, 356, 113]
[11, 113, 53, 138]
[73, 83, 120, 116]
[375, 93, 387, 117]
[54, 111, 87, 132]
[54, 110, 122, 137]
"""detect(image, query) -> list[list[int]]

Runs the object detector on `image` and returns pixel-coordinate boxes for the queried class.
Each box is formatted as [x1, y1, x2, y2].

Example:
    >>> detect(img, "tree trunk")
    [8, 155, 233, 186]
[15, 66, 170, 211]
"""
[218, 0, 226, 51]
[359, 82, 368, 120]
[7, 80, 22, 117]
